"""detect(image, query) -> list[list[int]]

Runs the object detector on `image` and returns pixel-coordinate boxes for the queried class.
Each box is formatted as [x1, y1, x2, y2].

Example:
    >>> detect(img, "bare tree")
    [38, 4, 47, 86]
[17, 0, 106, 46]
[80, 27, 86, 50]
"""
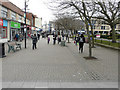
[47, 0, 97, 58]
[57, 0, 96, 57]
[94, 0, 120, 43]
[54, 15, 84, 42]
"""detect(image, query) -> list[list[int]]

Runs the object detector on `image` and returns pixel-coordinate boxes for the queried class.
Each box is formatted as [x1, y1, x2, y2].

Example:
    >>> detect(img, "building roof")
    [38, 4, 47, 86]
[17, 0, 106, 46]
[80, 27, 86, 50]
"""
[1, 0, 24, 16]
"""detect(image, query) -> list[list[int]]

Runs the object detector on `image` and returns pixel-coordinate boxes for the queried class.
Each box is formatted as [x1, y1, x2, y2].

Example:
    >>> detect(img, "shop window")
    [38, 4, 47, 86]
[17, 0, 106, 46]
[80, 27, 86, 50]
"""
[1, 7, 8, 18]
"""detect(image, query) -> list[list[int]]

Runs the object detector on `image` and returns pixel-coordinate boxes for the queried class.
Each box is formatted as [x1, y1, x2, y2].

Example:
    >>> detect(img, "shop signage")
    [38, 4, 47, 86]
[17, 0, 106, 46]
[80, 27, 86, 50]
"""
[11, 21, 20, 28]
[0, 19, 3, 26]
[3, 20, 8, 27]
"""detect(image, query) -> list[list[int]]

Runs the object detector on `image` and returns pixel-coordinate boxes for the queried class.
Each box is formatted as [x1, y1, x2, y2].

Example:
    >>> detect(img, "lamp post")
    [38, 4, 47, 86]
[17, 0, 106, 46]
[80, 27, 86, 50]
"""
[24, 0, 29, 48]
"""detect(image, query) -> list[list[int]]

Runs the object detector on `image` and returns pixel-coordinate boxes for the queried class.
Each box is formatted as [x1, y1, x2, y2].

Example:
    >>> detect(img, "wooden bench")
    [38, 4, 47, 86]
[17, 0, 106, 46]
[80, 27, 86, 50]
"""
[7, 41, 22, 53]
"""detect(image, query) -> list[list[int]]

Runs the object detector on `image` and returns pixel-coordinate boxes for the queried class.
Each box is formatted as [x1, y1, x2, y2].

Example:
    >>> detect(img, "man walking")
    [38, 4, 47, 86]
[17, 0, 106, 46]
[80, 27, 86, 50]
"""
[37, 33, 40, 40]
[53, 35, 56, 45]
[31, 34, 38, 50]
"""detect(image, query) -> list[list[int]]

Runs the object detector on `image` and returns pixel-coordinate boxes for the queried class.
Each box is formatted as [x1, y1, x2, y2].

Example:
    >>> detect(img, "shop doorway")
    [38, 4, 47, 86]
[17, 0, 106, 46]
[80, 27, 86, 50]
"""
[11, 29, 16, 41]
[0, 27, 7, 39]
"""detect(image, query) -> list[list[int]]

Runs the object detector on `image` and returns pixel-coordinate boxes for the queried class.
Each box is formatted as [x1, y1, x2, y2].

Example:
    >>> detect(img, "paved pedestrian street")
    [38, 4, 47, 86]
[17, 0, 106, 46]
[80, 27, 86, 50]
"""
[2, 36, 118, 88]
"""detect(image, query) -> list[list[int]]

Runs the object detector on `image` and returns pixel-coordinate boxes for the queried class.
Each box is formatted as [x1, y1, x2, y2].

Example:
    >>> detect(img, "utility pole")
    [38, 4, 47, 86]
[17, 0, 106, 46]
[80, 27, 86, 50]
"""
[24, 0, 29, 48]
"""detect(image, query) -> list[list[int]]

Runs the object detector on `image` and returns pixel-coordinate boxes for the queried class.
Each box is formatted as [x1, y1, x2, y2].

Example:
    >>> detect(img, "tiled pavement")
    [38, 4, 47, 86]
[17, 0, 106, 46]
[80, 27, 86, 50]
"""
[2, 36, 118, 88]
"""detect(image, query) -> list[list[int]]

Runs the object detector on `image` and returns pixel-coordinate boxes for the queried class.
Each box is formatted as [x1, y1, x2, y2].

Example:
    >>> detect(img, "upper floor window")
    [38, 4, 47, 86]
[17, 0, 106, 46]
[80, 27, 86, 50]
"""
[11, 11, 16, 20]
[1, 6, 8, 18]
[18, 15, 22, 22]
[27, 20, 30, 25]
[32, 16, 34, 26]
[101, 26, 106, 30]
[91, 20, 96, 24]
[118, 25, 120, 29]
[101, 21, 106, 24]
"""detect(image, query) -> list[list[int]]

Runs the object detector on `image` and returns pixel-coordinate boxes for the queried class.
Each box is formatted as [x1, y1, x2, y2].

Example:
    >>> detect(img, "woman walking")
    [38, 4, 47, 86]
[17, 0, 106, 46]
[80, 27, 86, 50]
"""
[78, 34, 85, 53]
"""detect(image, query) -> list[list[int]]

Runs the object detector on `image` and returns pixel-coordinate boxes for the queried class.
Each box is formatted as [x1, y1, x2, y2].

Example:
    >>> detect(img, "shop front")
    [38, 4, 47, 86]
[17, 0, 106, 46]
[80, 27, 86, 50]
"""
[0, 19, 8, 39]
[10, 21, 21, 41]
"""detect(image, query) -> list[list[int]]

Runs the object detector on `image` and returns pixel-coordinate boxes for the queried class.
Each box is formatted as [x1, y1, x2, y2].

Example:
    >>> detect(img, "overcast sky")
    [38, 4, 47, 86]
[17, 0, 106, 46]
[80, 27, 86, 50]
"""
[9, 0, 55, 24]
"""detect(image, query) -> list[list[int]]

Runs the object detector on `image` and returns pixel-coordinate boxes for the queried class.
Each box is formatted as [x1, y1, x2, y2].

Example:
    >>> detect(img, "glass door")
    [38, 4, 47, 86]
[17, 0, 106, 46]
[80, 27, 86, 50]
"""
[2, 27, 7, 38]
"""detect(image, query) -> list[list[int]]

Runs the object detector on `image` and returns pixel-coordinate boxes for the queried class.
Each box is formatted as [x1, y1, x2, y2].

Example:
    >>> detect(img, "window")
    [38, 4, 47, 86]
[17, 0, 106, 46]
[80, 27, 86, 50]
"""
[1, 7, 8, 18]
[114, 25, 116, 29]
[18, 15, 22, 22]
[27, 20, 30, 25]
[92, 20, 96, 24]
[101, 26, 105, 30]
[92, 25, 96, 29]
[32, 16, 33, 26]
[11, 11, 16, 20]
[101, 21, 106, 24]
[118, 25, 120, 29]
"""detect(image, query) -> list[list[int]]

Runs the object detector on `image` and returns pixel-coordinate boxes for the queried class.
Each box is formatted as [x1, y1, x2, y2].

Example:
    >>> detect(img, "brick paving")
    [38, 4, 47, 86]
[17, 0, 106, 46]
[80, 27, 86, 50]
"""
[2, 36, 118, 88]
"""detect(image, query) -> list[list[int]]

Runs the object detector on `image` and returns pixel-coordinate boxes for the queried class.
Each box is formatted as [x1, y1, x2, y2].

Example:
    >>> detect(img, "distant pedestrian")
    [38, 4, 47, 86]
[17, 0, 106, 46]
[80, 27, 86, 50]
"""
[66, 34, 68, 40]
[37, 33, 40, 40]
[78, 34, 85, 53]
[62, 34, 64, 40]
[31, 34, 38, 50]
[47, 37, 50, 44]
[75, 35, 78, 46]
[14, 33, 19, 41]
[58, 36, 61, 44]
[53, 36, 56, 45]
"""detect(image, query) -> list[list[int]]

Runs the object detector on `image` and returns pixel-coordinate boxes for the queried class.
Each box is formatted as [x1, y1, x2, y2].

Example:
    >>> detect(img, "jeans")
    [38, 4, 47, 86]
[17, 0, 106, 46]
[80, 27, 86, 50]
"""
[33, 43, 37, 50]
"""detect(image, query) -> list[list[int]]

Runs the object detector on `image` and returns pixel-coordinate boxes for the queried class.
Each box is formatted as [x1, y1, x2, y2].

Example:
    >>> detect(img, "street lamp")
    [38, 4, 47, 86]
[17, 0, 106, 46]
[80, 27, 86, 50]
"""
[24, 0, 29, 48]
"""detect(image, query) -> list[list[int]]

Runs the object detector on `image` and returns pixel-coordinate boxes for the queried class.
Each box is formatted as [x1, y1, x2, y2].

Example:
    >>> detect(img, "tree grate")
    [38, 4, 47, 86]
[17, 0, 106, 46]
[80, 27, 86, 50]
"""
[87, 72, 103, 80]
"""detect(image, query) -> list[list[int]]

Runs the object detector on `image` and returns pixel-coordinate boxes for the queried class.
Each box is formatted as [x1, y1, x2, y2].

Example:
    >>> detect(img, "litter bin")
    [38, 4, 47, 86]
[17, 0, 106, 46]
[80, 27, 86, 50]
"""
[61, 40, 66, 46]
[0, 43, 6, 58]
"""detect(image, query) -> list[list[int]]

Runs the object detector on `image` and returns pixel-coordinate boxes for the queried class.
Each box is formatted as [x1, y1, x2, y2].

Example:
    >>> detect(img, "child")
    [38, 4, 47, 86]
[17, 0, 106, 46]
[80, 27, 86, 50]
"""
[48, 37, 50, 44]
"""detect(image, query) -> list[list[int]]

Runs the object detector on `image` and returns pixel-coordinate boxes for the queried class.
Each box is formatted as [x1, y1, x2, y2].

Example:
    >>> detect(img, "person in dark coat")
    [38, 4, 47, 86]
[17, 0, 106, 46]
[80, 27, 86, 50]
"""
[78, 34, 85, 53]
[31, 34, 38, 50]
[53, 35, 56, 45]
[15, 33, 19, 41]
[37, 33, 40, 40]
[66, 34, 68, 40]
[58, 36, 61, 44]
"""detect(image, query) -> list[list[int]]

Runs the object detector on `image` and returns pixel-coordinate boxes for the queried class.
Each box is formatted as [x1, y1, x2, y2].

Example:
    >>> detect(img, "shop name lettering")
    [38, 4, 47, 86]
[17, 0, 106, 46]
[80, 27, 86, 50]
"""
[14, 24, 18, 27]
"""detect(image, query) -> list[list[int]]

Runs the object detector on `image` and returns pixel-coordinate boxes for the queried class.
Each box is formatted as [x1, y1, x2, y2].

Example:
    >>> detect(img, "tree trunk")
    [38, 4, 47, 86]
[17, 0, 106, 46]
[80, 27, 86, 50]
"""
[90, 25, 95, 48]
[111, 26, 116, 43]
[86, 22, 92, 57]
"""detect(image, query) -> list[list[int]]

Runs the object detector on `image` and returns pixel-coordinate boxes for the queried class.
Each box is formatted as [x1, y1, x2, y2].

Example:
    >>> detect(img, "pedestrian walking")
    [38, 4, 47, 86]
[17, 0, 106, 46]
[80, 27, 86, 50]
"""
[31, 34, 38, 50]
[37, 33, 40, 40]
[66, 34, 68, 40]
[62, 34, 64, 40]
[58, 36, 61, 44]
[53, 35, 56, 45]
[47, 36, 50, 44]
[78, 34, 85, 53]
[15, 33, 20, 41]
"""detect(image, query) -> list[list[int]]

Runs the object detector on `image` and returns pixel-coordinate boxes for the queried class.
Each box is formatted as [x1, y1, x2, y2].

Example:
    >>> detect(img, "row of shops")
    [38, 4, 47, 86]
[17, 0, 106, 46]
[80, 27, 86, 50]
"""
[0, 19, 41, 41]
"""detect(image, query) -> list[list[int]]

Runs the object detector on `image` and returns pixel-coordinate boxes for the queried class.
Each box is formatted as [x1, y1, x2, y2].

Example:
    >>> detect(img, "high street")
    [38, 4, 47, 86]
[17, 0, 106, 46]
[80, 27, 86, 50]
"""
[2, 36, 118, 88]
